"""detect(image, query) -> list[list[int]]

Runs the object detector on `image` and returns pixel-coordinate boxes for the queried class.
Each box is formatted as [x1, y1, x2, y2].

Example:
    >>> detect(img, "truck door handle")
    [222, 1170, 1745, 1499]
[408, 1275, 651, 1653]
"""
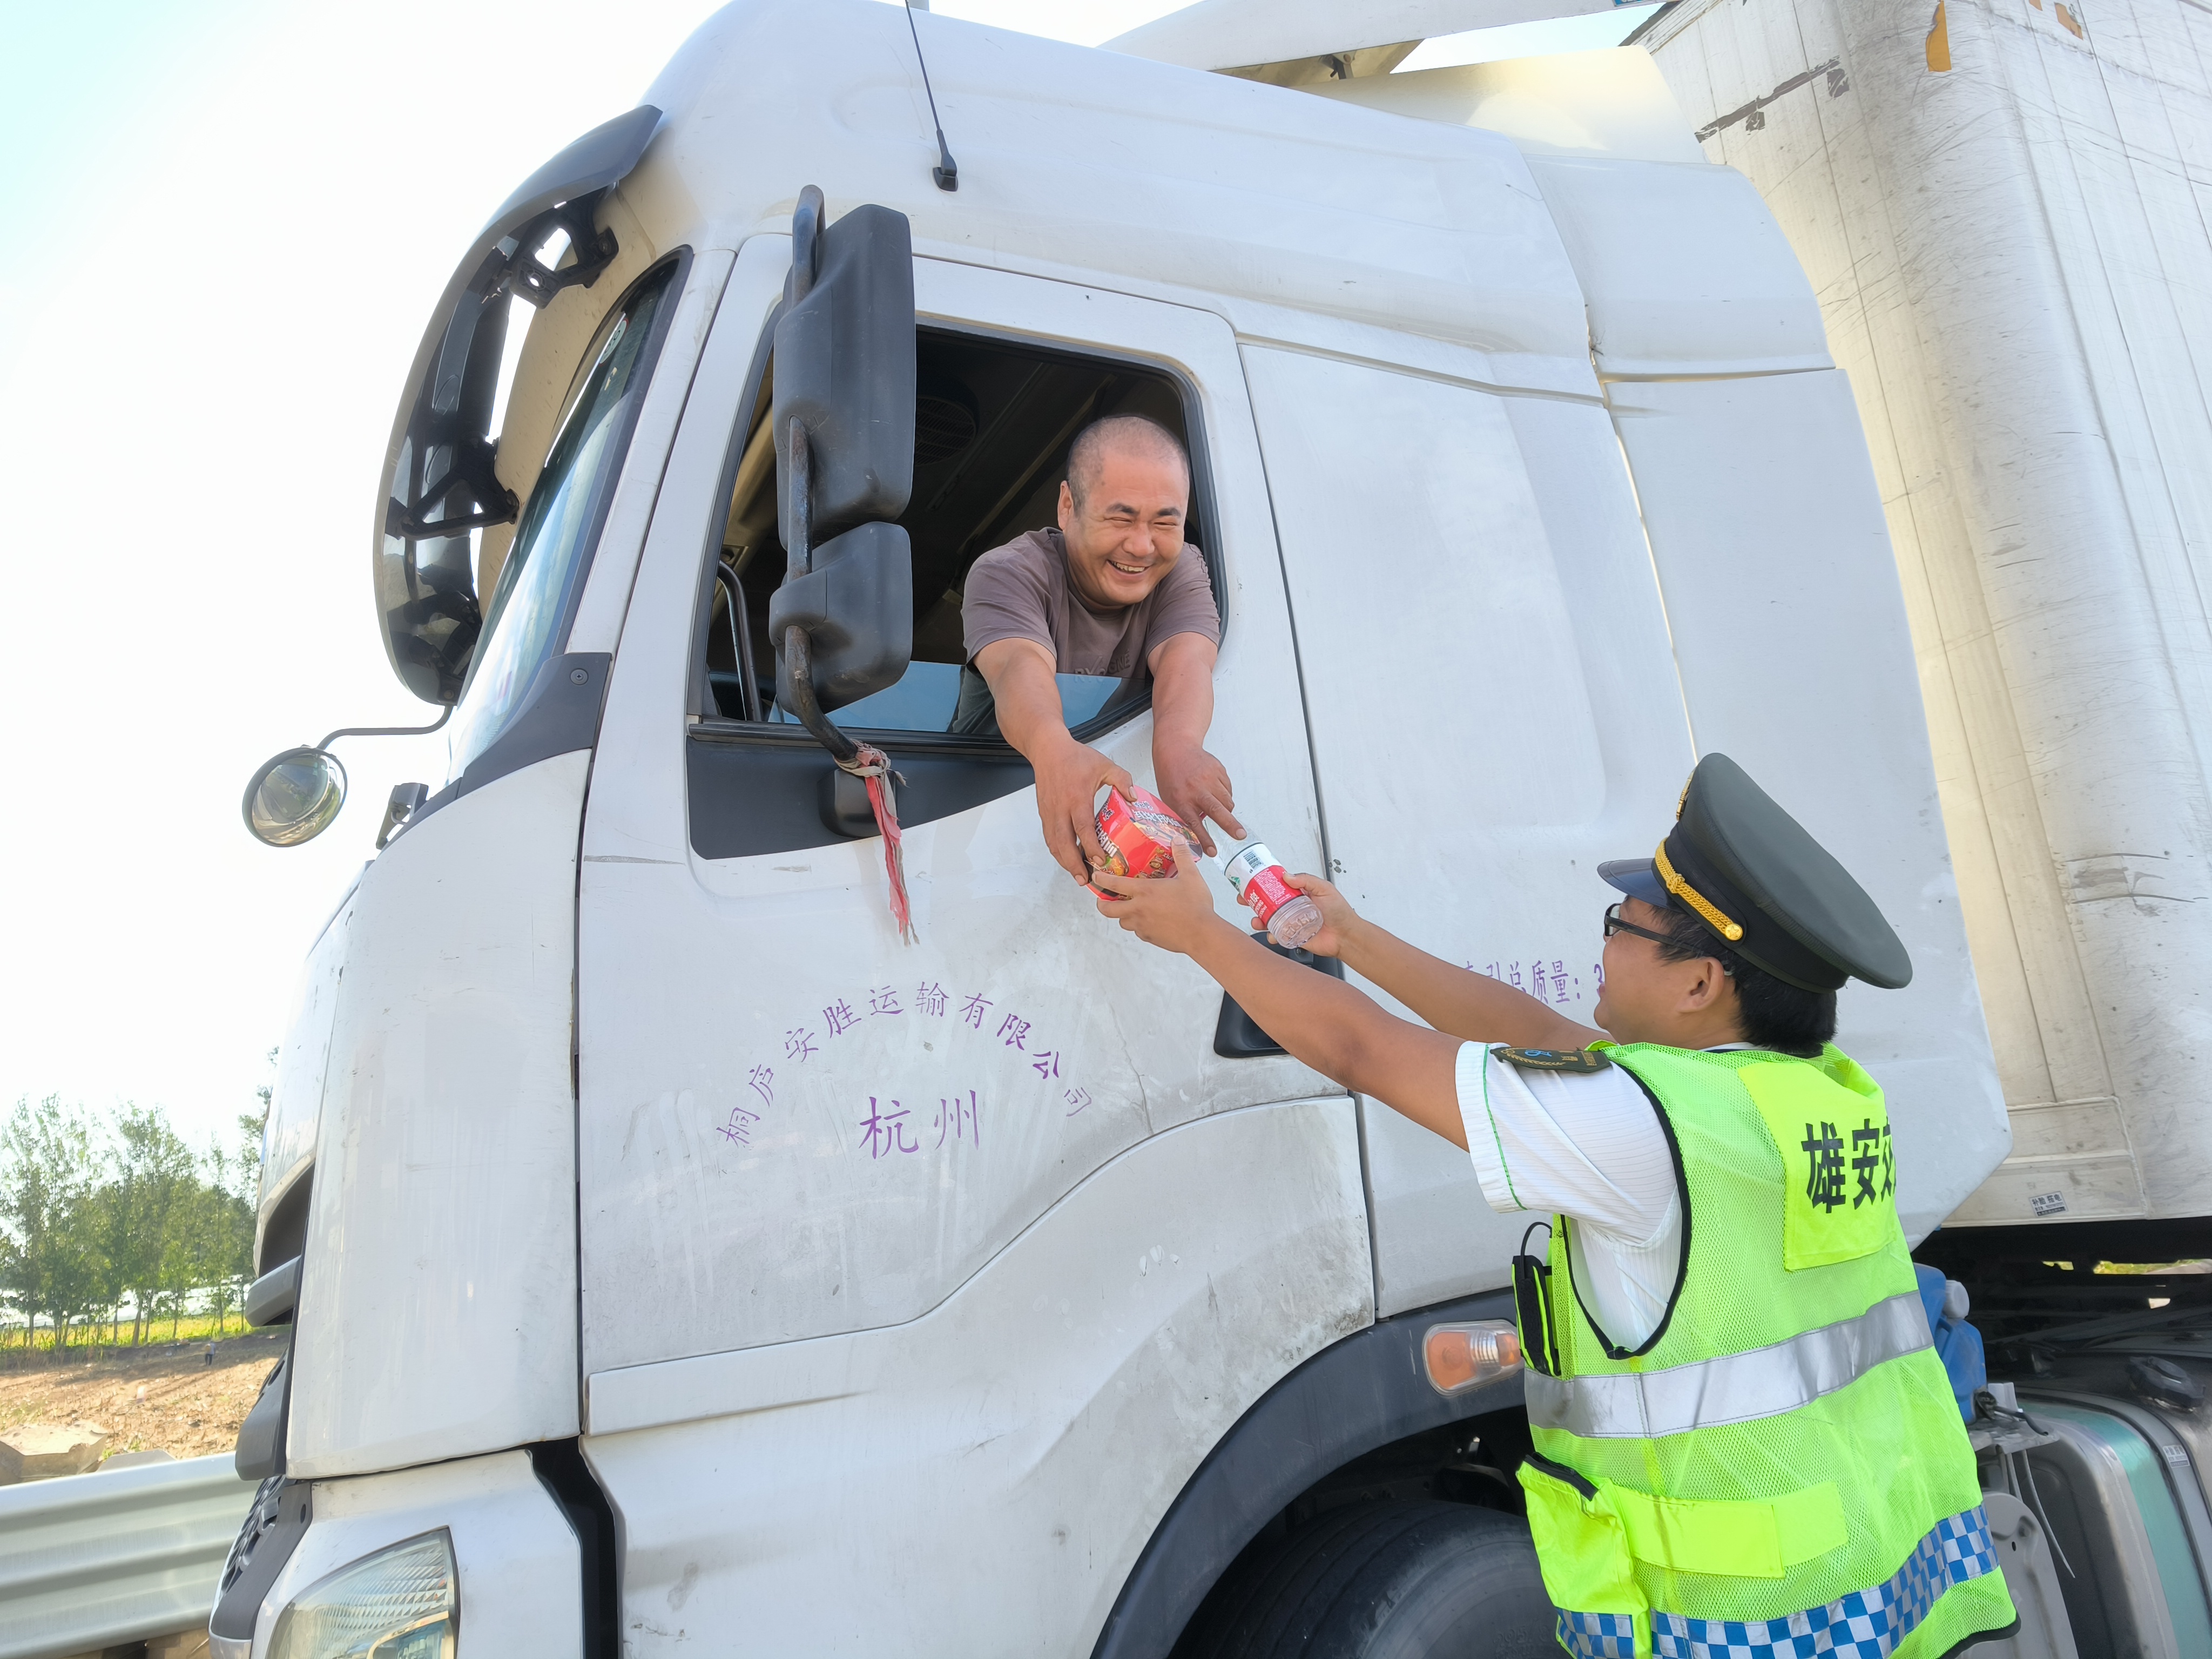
[1213, 935, 1346, 1058]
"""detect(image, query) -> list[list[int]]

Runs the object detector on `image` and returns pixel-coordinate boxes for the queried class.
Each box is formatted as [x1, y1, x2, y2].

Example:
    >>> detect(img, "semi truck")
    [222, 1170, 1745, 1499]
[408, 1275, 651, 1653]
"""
[212, 1, 2212, 1655]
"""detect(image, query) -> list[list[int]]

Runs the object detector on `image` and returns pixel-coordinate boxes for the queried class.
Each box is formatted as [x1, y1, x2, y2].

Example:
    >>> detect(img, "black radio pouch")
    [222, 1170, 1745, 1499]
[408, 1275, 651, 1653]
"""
[1513, 1220, 1562, 1377]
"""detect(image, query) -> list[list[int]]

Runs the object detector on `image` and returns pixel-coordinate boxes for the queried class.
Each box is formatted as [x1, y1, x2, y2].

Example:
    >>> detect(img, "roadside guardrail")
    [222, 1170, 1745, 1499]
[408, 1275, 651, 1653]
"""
[0, 1454, 255, 1659]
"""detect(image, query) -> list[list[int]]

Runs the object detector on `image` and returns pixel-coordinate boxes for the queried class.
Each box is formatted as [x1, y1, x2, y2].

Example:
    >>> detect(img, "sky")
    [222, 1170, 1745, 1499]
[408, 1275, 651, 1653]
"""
[0, 0, 1655, 1158]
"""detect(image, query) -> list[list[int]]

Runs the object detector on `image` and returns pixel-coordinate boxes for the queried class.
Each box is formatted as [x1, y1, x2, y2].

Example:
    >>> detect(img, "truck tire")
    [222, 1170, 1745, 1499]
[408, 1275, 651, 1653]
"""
[1179, 1499, 1557, 1659]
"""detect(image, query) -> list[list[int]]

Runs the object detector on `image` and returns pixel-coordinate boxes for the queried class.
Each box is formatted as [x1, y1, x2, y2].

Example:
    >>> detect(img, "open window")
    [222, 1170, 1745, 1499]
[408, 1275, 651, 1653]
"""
[700, 328, 1211, 736]
[686, 323, 1215, 859]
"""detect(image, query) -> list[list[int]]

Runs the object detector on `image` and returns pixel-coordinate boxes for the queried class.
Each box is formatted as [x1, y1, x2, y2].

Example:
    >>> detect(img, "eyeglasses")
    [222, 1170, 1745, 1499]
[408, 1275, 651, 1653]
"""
[1602, 903, 1676, 948]
[1603, 903, 1735, 973]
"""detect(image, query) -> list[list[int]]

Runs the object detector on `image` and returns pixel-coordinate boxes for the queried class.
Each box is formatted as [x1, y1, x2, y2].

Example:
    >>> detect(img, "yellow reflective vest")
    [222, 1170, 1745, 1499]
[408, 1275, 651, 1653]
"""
[1513, 1043, 2016, 1659]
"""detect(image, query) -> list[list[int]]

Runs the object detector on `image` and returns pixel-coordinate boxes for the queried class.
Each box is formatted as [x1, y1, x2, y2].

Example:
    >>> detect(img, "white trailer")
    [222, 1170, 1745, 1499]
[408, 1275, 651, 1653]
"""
[1613, 5, 2212, 1652]
[211, 3, 2048, 1655]
[1640, 0, 2212, 1239]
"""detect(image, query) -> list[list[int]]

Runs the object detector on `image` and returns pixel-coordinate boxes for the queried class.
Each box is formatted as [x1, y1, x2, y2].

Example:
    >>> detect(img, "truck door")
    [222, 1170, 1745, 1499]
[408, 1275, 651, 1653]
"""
[1243, 345, 1700, 1315]
[574, 228, 1331, 1377]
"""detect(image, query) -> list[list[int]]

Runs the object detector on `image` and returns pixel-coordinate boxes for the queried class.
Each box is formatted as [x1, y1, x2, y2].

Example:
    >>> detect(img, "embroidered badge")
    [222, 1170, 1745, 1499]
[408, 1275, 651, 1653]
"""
[1491, 1046, 1611, 1075]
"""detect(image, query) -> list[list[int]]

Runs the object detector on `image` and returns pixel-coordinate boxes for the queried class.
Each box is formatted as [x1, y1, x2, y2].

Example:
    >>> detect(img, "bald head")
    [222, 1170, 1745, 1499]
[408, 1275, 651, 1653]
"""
[1055, 414, 1192, 612]
[1066, 415, 1190, 514]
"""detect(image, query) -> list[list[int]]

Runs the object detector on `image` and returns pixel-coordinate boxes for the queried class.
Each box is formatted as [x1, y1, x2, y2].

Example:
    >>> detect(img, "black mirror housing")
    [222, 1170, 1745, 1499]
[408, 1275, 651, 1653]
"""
[768, 523, 914, 713]
[773, 203, 918, 548]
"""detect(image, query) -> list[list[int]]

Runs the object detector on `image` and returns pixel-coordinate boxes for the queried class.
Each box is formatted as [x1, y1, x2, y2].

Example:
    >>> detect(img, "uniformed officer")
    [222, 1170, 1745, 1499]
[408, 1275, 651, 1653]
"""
[1091, 753, 2015, 1659]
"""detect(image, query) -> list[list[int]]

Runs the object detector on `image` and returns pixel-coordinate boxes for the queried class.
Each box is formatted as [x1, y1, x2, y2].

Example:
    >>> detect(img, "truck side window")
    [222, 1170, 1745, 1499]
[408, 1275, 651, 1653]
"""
[698, 328, 1211, 742]
[447, 259, 680, 775]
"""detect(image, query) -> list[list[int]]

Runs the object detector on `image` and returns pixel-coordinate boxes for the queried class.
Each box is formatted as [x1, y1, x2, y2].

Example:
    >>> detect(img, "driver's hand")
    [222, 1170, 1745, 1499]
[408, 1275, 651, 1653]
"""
[1034, 737, 1136, 884]
[1152, 740, 1245, 858]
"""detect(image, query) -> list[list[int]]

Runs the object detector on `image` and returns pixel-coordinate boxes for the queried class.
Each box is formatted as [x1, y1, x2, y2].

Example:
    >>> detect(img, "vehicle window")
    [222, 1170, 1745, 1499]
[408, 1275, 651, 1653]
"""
[698, 328, 1211, 742]
[447, 260, 679, 777]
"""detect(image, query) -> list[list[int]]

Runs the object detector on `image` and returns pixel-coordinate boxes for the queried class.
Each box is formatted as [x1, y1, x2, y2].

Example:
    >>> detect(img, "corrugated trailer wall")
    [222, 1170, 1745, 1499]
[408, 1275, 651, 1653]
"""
[1641, 0, 2212, 1226]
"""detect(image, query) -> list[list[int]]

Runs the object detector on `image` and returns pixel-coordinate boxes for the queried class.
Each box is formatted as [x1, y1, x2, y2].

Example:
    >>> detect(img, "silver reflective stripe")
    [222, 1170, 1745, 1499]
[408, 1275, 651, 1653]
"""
[1526, 1290, 1933, 1439]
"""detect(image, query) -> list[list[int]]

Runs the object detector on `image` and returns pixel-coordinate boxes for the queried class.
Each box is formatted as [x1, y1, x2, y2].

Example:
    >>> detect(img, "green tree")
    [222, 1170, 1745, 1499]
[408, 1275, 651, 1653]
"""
[85, 1174, 127, 1346]
[239, 1047, 273, 1223]
[157, 1187, 204, 1341]
[195, 1142, 255, 1335]
[0, 1229, 25, 1346]
[107, 1105, 200, 1346]
[0, 1097, 106, 1350]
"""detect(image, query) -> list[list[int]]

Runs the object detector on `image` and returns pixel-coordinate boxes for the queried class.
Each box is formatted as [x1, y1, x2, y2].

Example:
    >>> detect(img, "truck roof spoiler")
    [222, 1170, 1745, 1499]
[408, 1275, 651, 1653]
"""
[372, 103, 662, 704]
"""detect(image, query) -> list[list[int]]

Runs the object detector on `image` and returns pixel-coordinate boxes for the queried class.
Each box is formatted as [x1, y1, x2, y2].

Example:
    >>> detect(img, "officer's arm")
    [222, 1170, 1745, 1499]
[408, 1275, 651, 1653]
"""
[1286, 872, 1601, 1052]
[1092, 846, 1468, 1149]
[1337, 918, 1600, 1053]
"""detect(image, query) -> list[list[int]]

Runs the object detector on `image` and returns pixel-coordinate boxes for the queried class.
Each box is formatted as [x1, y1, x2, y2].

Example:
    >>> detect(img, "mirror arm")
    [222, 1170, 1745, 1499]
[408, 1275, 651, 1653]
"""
[777, 417, 860, 764]
[781, 625, 859, 765]
[317, 705, 454, 750]
[790, 185, 824, 304]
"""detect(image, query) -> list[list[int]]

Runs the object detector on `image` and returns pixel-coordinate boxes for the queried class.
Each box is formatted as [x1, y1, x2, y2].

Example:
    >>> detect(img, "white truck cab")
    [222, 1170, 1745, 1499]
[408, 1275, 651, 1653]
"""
[215, 4, 2011, 1655]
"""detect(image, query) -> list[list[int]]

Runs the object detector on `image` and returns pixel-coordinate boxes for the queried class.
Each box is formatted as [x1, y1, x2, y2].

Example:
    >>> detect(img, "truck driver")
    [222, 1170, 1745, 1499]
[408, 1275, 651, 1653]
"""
[1090, 753, 2017, 1659]
[960, 414, 1243, 883]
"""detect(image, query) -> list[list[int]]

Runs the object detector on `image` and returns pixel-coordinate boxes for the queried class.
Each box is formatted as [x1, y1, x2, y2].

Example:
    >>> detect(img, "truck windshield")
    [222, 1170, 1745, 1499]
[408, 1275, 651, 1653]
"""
[447, 260, 677, 777]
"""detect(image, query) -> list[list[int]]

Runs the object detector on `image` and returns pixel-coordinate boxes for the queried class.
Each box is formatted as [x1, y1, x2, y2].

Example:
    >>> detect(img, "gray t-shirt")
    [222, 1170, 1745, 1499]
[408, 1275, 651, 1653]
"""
[961, 528, 1220, 679]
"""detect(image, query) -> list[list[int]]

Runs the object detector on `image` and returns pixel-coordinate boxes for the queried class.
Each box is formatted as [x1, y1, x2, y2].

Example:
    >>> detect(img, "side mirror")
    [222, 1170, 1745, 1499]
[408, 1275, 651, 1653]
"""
[242, 748, 348, 847]
[768, 522, 914, 712]
[771, 188, 917, 724]
[774, 195, 917, 547]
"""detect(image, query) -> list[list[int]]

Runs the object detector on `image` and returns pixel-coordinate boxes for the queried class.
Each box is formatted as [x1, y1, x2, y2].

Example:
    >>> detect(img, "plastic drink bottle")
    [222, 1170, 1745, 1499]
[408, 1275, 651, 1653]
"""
[1213, 843, 1325, 950]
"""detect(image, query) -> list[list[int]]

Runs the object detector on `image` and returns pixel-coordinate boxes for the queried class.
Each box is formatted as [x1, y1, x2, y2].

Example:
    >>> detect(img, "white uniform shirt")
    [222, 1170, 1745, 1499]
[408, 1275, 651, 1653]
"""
[1454, 1041, 1753, 1351]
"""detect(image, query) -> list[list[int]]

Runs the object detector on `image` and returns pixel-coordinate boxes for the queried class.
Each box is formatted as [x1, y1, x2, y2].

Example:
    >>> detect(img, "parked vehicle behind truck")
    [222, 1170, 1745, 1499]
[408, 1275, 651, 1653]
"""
[210, 1, 2188, 1653]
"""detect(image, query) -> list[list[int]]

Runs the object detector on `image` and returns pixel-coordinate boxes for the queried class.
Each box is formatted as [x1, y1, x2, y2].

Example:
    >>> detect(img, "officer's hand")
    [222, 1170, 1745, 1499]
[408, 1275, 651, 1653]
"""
[1282, 871, 1360, 958]
[1092, 840, 1224, 955]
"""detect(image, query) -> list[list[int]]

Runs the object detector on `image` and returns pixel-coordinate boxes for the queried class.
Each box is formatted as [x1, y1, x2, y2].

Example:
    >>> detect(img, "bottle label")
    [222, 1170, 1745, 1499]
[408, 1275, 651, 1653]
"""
[1221, 844, 1297, 925]
[1221, 844, 1276, 891]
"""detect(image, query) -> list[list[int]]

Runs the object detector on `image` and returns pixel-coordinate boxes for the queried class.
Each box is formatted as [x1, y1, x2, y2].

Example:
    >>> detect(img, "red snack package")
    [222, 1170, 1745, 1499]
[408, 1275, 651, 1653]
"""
[1091, 786, 1196, 898]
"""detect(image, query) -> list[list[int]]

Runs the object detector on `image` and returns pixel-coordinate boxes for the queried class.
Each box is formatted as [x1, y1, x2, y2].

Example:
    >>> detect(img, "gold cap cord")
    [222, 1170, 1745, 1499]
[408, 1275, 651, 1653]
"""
[1655, 842, 1745, 942]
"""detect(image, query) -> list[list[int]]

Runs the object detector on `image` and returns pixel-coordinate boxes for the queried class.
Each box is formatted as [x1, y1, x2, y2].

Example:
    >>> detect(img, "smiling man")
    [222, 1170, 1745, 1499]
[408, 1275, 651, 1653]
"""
[960, 414, 1242, 881]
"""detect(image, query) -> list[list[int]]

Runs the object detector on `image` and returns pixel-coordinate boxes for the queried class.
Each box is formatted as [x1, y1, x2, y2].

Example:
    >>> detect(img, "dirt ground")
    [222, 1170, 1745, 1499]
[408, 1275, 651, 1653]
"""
[0, 1331, 288, 1464]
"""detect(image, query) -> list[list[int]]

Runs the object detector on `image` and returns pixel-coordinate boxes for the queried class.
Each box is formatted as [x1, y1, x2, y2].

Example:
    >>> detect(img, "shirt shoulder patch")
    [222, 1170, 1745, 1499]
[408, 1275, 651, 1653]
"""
[1491, 1045, 1612, 1075]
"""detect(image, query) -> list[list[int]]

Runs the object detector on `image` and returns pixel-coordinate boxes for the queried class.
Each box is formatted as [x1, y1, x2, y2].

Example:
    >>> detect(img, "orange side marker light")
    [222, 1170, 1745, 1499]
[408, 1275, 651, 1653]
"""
[1423, 1320, 1524, 1397]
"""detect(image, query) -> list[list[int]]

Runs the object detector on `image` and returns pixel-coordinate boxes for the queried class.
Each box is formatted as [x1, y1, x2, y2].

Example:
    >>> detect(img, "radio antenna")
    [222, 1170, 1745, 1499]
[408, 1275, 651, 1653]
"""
[904, 2, 960, 192]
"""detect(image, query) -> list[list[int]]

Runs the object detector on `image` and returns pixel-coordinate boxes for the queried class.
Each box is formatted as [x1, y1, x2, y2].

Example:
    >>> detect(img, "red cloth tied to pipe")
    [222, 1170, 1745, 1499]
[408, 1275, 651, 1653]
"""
[839, 743, 915, 943]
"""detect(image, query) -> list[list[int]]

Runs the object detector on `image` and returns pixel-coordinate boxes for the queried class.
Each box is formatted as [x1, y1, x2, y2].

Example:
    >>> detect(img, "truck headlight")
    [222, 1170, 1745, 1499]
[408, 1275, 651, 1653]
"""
[268, 1529, 457, 1659]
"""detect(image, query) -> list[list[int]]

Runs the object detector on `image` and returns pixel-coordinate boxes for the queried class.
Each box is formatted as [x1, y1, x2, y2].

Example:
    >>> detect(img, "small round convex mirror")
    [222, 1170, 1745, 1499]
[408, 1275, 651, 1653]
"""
[242, 747, 348, 847]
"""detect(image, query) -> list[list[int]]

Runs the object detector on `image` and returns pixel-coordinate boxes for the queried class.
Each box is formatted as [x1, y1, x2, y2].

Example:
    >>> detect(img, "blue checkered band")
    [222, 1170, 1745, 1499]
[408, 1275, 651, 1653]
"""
[1557, 1609, 1637, 1659]
[1554, 1506, 1998, 1659]
[1649, 1506, 1997, 1659]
